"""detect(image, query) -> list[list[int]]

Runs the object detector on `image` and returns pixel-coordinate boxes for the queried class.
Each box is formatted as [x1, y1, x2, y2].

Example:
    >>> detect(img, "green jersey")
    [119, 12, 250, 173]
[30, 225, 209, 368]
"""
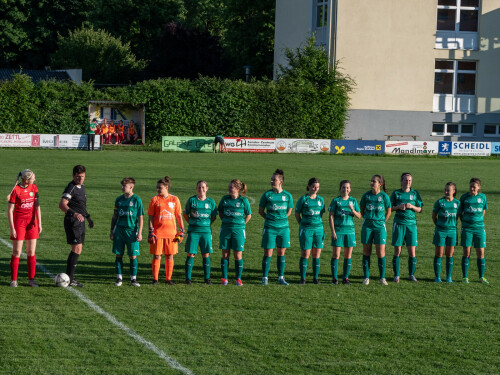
[184, 195, 217, 233]
[295, 194, 325, 229]
[360, 191, 391, 226]
[329, 196, 360, 234]
[88, 122, 96, 134]
[433, 198, 460, 230]
[114, 194, 144, 231]
[390, 188, 423, 225]
[218, 195, 251, 229]
[259, 189, 293, 229]
[458, 192, 487, 229]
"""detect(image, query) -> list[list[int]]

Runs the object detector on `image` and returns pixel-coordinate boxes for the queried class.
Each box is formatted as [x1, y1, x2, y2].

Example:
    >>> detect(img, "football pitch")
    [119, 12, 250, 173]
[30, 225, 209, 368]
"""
[0, 149, 499, 375]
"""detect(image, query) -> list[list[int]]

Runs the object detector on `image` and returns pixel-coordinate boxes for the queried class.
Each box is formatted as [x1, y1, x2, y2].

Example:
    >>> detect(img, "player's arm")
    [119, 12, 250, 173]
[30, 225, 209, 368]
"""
[258, 206, 266, 219]
[59, 197, 85, 222]
[349, 202, 361, 219]
[176, 212, 184, 232]
[286, 208, 293, 217]
[385, 207, 392, 221]
[329, 212, 336, 240]
[408, 204, 422, 213]
[35, 194, 42, 234]
[294, 212, 301, 225]
[244, 214, 252, 225]
[432, 211, 438, 225]
[110, 209, 118, 240]
[7, 202, 16, 238]
[137, 215, 143, 241]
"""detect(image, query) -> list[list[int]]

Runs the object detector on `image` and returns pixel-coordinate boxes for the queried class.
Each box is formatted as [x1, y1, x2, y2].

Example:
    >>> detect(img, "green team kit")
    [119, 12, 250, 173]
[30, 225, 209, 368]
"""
[112, 194, 144, 256]
[295, 194, 325, 250]
[259, 189, 294, 249]
[433, 198, 460, 246]
[329, 196, 360, 248]
[360, 191, 391, 245]
[218, 195, 252, 251]
[184, 195, 217, 254]
[459, 192, 487, 248]
[390, 189, 423, 247]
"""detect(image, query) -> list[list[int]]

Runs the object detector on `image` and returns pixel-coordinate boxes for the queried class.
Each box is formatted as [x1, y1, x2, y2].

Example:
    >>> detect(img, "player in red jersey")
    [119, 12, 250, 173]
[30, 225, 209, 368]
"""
[7, 169, 42, 287]
[148, 176, 184, 285]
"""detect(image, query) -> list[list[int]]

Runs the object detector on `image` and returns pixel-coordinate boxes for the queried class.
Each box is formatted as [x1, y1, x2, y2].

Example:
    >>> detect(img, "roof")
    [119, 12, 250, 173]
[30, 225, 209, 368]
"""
[0, 69, 72, 83]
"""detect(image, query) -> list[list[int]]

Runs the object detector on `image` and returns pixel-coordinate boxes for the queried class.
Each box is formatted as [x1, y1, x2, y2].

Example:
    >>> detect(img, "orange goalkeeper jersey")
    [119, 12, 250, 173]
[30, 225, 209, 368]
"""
[101, 125, 109, 135]
[148, 194, 182, 239]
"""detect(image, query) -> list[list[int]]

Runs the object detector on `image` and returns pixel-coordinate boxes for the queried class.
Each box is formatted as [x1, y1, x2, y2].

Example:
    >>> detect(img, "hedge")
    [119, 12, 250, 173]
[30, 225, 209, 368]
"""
[0, 74, 349, 141]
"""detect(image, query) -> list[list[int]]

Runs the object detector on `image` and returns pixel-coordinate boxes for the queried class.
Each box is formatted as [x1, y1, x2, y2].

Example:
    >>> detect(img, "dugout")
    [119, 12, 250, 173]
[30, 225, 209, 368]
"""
[88, 100, 145, 145]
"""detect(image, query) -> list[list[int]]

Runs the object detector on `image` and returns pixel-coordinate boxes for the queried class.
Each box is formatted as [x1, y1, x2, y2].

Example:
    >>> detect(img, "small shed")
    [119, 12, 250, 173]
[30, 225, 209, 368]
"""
[88, 100, 145, 144]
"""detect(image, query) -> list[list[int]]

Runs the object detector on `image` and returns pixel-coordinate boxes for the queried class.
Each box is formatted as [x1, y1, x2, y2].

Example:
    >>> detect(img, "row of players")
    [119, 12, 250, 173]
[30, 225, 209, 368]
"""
[88, 119, 139, 145]
[7, 166, 488, 288]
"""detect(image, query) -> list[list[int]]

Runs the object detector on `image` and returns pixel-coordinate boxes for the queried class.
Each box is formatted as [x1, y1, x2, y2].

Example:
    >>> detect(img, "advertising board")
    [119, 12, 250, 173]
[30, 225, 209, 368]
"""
[224, 137, 275, 153]
[40, 135, 100, 149]
[491, 142, 500, 154]
[451, 142, 491, 156]
[0, 134, 37, 147]
[385, 141, 439, 155]
[275, 139, 331, 153]
[162, 136, 213, 152]
[438, 142, 452, 155]
[330, 140, 384, 154]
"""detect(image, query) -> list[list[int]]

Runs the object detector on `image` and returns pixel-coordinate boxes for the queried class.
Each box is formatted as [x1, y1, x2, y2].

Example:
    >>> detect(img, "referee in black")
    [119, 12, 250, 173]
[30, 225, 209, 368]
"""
[59, 165, 94, 287]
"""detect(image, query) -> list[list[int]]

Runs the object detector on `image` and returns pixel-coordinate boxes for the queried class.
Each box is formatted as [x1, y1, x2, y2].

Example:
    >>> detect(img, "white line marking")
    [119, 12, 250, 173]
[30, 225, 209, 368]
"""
[0, 236, 194, 375]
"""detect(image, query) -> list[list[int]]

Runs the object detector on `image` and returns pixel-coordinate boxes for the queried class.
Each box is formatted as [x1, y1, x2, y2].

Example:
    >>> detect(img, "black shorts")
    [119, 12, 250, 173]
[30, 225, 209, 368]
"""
[214, 136, 224, 145]
[64, 216, 85, 245]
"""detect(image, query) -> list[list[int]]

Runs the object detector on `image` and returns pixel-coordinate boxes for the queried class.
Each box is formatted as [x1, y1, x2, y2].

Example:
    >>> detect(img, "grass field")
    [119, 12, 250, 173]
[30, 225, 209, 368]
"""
[0, 149, 499, 375]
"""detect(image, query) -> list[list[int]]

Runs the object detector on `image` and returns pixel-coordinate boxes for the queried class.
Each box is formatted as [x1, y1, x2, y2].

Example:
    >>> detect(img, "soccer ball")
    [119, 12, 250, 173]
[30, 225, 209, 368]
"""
[55, 273, 70, 287]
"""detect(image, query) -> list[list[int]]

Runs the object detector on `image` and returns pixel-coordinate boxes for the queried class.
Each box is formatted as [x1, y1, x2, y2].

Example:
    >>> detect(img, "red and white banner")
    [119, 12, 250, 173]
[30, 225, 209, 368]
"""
[224, 137, 275, 153]
[0, 134, 39, 147]
[0, 133, 100, 149]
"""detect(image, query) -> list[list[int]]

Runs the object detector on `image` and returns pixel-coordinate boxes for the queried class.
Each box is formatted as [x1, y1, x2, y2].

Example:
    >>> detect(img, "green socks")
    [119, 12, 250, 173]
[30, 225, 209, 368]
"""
[331, 258, 339, 280]
[185, 256, 194, 280]
[408, 256, 417, 277]
[446, 256, 453, 280]
[462, 256, 469, 278]
[221, 258, 229, 279]
[477, 257, 485, 279]
[434, 256, 442, 278]
[262, 256, 271, 278]
[203, 257, 211, 280]
[378, 256, 386, 279]
[362, 255, 370, 279]
[115, 257, 123, 275]
[343, 258, 352, 279]
[312, 258, 320, 280]
[235, 259, 243, 279]
[130, 257, 138, 278]
[277, 255, 285, 277]
[392, 256, 400, 277]
[299, 257, 308, 280]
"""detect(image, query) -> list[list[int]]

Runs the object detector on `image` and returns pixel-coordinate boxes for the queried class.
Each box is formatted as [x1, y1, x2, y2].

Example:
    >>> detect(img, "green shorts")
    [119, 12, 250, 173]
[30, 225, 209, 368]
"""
[332, 233, 357, 248]
[261, 227, 290, 249]
[299, 227, 324, 250]
[460, 227, 486, 248]
[112, 227, 140, 256]
[185, 232, 213, 254]
[361, 224, 387, 245]
[433, 228, 457, 247]
[391, 223, 418, 247]
[219, 227, 246, 251]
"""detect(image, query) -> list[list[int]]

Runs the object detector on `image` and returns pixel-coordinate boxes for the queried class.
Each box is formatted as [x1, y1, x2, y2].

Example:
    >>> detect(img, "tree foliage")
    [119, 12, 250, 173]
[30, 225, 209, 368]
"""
[51, 27, 146, 83]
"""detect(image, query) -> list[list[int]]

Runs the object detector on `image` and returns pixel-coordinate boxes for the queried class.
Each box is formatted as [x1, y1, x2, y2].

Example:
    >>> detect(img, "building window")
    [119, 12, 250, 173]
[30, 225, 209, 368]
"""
[433, 60, 476, 113]
[432, 122, 475, 136]
[436, 0, 479, 50]
[313, 1, 329, 47]
[484, 124, 500, 137]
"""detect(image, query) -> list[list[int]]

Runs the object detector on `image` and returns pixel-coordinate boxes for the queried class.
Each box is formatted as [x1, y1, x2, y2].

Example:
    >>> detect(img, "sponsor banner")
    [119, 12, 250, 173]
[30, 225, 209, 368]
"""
[275, 139, 331, 153]
[438, 141, 452, 156]
[224, 137, 275, 153]
[330, 140, 384, 154]
[385, 141, 439, 155]
[452, 142, 491, 156]
[492, 142, 500, 154]
[40, 134, 100, 149]
[0, 134, 38, 147]
[162, 136, 213, 152]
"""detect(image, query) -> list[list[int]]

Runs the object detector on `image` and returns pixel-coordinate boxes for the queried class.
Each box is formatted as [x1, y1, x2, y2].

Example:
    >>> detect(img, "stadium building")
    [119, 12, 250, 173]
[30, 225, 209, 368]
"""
[274, 0, 500, 141]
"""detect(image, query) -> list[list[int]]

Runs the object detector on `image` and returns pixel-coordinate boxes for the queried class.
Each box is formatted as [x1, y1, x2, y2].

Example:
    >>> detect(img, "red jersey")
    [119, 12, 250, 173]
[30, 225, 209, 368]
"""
[9, 184, 38, 221]
[148, 194, 182, 239]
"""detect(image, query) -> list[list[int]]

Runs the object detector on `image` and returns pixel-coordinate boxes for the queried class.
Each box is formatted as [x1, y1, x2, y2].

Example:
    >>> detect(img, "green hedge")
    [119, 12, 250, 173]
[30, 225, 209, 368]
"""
[0, 74, 348, 141]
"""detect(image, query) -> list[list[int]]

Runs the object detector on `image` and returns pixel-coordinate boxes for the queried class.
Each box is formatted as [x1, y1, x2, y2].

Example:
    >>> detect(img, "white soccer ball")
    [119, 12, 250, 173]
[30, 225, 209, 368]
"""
[55, 273, 70, 287]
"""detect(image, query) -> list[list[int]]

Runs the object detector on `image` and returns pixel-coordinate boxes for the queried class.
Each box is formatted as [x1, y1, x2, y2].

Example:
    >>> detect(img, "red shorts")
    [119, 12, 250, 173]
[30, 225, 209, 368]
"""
[150, 238, 178, 256]
[11, 218, 39, 241]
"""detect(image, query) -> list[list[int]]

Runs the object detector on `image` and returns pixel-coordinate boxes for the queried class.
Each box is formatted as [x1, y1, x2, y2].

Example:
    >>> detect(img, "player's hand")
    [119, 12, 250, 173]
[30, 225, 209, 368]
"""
[110, 231, 114, 240]
[38, 225, 42, 234]
[348, 202, 354, 211]
[148, 231, 157, 244]
[88, 217, 94, 228]
[332, 232, 337, 240]
[10, 228, 17, 239]
[75, 212, 85, 222]
[137, 233, 143, 242]
[174, 230, 184, 243]
[405, 203, 413, 210]
[399, 204, 406, 211]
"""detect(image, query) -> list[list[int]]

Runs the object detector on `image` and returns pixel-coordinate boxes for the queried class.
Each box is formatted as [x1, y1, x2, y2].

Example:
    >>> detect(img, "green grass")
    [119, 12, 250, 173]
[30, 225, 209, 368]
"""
[0, 149, 499, 375]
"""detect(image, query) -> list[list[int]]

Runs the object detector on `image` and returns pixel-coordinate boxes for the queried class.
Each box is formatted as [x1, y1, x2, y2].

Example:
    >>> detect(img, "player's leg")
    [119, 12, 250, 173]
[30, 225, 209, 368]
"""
[406, 225, 418, 281]
[261, 227, 275, 284]
[374, 228, 387, 285]
[164, 240, 178, 284]
[392, 222, 403, 283]
[300, 249, 311, 284]
[331, 245, 341, 284]
[361, 226, 373, 284]
[474, 229, 487, 283]
[10, 239, 23, 287]
[150, 239, 163, 285]
[311, 247, 322, 284]
[25, 221, 39, 286]
[445, 243, 454, 283]
[460, 228, 472, 283]
[234, 250, 243, 285]
[219, 229, 231, 284]
[126, 238, 140, 286]
[221, 249, 230, 285]
[276, 228, 290, 285]
[434, 246, 444, 282]
[184, 232, 198, 283]
[342, 245, 354, 284]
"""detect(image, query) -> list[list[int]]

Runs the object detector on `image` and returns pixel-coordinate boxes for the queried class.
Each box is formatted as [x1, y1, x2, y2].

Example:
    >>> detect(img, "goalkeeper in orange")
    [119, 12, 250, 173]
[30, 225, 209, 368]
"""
[148, 176, 185, 285]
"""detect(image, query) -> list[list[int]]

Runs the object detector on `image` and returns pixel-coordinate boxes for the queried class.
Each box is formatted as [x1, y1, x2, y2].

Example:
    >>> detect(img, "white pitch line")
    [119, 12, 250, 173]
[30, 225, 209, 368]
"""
[0, 236, 194, 375]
